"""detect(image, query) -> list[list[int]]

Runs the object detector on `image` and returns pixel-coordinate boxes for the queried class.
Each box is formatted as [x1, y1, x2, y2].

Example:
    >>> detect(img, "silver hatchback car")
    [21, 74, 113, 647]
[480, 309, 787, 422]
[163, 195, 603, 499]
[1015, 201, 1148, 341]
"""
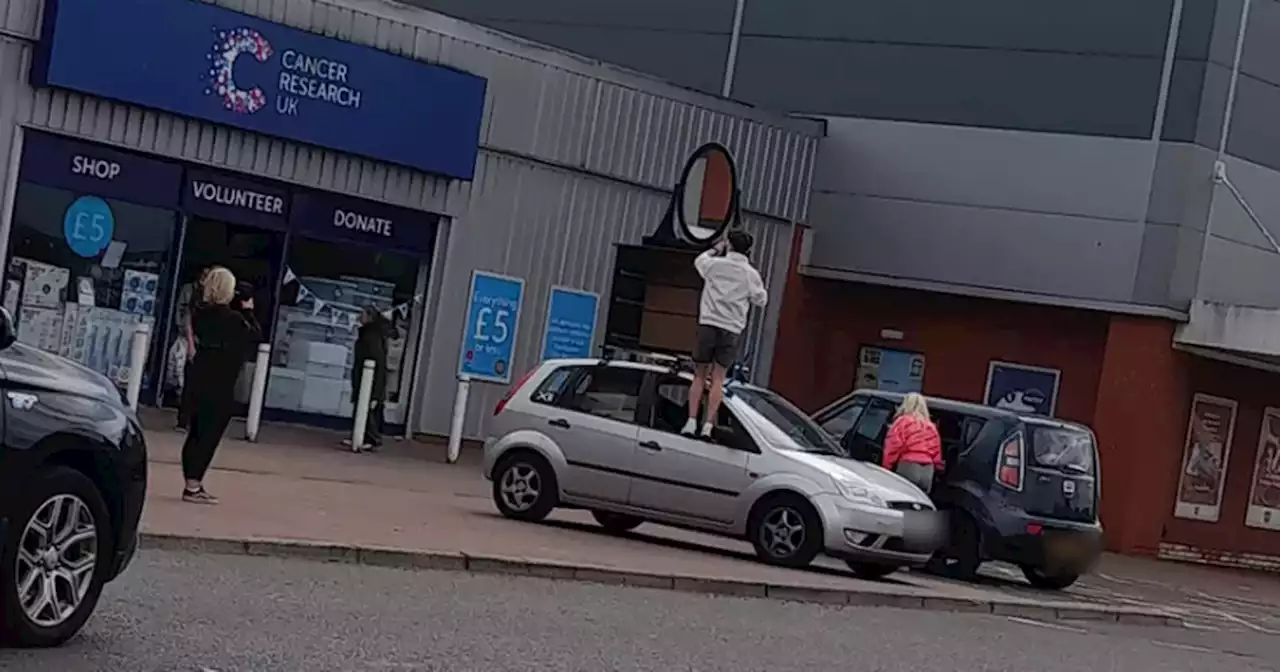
[482, 354, 942, 578]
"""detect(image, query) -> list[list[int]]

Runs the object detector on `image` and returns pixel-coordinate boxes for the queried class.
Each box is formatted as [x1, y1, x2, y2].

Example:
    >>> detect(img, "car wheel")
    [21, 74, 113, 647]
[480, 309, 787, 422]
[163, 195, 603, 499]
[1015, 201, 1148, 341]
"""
[591, 511, 643, 534]
[1021, 565, 1080, 590]
[0, 466, 112, 648]
[845, 561, 898, 580]
[943, 510, 982, 581]
[491, 451, 558, 522]
[748, 493, 823, 568]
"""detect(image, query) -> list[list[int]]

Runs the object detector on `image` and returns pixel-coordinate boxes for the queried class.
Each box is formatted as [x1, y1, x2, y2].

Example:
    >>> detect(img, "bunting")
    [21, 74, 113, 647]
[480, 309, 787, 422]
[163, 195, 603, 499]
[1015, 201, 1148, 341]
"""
[286, 267, 422, 331]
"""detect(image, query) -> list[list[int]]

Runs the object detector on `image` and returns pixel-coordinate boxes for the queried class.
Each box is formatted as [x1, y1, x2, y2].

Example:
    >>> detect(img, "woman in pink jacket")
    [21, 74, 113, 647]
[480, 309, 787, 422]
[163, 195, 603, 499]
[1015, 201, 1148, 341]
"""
[881, 393, 944, 495]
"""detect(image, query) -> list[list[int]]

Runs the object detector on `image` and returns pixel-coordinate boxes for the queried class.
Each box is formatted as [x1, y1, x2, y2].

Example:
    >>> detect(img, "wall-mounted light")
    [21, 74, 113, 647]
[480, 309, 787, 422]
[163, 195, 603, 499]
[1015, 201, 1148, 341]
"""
[880, 328, 904, 341]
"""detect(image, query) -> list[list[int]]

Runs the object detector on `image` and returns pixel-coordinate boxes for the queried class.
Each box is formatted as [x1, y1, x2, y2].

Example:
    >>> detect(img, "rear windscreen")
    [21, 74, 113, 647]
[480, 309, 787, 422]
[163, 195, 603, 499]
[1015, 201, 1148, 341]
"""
[1029, 426, 1095, 474]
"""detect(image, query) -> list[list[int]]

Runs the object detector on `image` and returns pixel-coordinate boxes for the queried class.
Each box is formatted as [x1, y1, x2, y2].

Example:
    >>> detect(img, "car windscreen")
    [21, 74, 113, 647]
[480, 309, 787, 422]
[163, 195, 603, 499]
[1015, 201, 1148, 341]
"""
[731, 388, 843, 455]
[1029, 425, 1095, 474]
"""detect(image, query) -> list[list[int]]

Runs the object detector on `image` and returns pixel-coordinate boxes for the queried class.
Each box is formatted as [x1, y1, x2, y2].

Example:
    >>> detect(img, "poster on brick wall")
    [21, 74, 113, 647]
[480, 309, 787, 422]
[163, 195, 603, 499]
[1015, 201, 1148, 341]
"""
[1174, 393, 1237, 522]
[1246, 407, 1280, 531]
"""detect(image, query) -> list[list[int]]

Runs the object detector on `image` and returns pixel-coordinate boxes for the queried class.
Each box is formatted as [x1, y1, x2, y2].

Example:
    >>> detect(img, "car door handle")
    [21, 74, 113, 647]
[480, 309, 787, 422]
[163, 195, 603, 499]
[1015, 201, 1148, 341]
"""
[639, 440, 663, 452]
[548, 418, 570, 429]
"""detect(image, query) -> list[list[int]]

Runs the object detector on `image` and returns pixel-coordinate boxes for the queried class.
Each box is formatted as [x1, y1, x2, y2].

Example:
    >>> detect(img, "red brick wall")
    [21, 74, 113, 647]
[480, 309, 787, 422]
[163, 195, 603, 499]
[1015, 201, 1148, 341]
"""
[1162, 357, 1280, 557]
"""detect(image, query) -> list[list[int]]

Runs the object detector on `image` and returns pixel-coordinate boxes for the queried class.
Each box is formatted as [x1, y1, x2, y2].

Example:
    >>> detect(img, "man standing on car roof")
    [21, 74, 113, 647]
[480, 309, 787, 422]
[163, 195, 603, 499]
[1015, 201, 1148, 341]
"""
[682, 230, 768, 439]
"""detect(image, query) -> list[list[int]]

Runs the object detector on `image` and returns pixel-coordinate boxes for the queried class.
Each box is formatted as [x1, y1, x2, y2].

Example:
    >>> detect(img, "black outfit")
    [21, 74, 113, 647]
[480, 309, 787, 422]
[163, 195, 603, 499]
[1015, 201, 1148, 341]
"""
[180, 302, 261, 481]
[351, 314, 399, 446]
[693, 324, 740, 368]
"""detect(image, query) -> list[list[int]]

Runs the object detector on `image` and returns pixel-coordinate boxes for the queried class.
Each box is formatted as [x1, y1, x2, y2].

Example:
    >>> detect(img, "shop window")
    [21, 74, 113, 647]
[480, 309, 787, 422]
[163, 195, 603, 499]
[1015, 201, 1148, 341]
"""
[3, 183, 177, 387]
[265, 236, 421, 423]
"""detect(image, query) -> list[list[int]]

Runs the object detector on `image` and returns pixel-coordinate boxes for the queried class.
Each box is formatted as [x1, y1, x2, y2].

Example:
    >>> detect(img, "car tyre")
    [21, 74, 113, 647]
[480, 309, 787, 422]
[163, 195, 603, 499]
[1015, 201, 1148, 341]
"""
[845, 561, 898, 580]
[591, 511, 643, 534]
[748, 493, 823, 568]
[941, 510, 982, 581]
[0, 466, 112, 648]
[491, 450, 558, 522]
[1020, 565, 1080, 591]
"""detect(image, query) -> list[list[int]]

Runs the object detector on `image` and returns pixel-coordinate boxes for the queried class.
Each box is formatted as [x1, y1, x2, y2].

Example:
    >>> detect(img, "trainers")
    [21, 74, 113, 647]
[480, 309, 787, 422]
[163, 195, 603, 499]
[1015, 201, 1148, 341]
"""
[182, 488, 218, 504]
[680, 418, 697, 436]
[699, 422, 714, 438]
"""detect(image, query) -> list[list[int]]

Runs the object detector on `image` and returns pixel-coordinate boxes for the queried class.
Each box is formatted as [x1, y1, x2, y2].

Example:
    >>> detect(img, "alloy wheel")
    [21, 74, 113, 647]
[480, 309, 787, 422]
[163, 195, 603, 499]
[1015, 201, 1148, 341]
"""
[15, 494, 98, 628]
[760, 506, 806, 559]
[499, 463, 542, 512]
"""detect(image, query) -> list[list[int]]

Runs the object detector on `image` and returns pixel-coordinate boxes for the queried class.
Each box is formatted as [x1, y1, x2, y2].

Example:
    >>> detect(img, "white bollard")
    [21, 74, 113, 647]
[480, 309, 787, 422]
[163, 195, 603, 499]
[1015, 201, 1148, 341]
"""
[244, 343, 271, 442]
[446, 374, 471, 464]
[350, 359, 375, 452]
[125, 322, 151, 411]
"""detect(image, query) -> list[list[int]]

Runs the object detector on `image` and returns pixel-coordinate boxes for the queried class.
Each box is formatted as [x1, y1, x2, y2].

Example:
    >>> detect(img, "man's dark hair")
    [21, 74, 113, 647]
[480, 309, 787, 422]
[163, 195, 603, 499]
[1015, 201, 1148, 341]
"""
[727, 230, 753, 254]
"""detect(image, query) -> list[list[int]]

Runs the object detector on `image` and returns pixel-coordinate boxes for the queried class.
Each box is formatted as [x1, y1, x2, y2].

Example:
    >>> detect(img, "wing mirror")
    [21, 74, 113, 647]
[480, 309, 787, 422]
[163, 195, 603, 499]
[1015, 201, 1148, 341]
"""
[0, 307, 16, 350]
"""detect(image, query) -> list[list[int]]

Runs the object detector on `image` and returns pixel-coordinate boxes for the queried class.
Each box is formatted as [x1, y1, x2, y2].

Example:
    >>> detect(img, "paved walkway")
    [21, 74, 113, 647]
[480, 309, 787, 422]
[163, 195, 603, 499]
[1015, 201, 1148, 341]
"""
[137, 413, 1280, 632]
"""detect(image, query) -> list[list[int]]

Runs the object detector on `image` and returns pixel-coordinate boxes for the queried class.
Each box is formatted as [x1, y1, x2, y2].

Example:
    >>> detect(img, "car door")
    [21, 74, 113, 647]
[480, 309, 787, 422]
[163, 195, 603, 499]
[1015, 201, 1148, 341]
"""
[543, 365, 645, 505]
[816, 393, 869, 459]
[843, 397, 896, 464]
[628, 373, 753, 527]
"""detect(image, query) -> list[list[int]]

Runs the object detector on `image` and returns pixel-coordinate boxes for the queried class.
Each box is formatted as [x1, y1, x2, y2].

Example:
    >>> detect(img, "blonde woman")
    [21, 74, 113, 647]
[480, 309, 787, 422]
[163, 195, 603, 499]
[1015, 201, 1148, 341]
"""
[881, 393, 944, 495]
[180, 266, 262, 504]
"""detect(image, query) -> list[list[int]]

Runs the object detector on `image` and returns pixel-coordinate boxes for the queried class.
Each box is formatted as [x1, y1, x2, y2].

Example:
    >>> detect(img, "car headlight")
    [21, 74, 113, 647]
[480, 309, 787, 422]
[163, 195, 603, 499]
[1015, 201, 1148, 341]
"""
[831, 475, 886, 508]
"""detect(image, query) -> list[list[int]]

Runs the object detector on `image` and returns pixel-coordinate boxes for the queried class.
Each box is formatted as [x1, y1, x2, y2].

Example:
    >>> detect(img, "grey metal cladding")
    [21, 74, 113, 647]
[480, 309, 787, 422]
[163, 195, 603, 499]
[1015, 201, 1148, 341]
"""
[1224, 0, 1280, 170]
[730, 0, 1175, 138]
[1159, 0, 1222, 143]
[807, 117, 1156, 305]
[400, 0, 737, 94]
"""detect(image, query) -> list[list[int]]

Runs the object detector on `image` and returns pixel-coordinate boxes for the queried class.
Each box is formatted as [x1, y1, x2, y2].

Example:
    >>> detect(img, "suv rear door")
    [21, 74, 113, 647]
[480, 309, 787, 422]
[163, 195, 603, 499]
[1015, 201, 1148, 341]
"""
[1012, 421, 1099, 524]
[536, 364, 645, 505]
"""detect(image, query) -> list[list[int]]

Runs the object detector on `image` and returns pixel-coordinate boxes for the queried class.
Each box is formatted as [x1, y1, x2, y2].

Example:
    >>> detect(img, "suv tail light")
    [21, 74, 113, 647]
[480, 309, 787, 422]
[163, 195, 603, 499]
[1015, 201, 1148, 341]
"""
[494, 368, 537, 416]
[996, 432, 1025, 491]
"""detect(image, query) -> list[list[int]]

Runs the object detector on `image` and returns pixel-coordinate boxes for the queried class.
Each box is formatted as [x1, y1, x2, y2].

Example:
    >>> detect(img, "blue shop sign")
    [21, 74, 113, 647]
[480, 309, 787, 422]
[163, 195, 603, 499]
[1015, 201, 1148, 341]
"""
[541, 287, 598, 360]
[19, 132, 183, 210]
[33, 0, 487, 181]
[984, 361, 1061, 417]
[63, 196, 114, 258]
[291, 191, 437, 256]
[182, 168, 290, 231]
[459, 272, 524, 384]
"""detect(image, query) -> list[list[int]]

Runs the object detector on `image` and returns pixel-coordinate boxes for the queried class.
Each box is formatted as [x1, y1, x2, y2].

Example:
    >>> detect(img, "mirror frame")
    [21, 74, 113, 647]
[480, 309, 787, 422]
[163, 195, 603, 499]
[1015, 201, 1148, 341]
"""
[673, 142, 740, 246]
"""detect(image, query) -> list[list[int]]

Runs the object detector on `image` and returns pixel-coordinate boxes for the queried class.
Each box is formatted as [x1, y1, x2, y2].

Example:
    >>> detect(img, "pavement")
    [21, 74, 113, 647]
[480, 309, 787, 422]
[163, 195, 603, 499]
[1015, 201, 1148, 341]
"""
[1, 550, 1276, 671]
[134, 409, 1280, 632]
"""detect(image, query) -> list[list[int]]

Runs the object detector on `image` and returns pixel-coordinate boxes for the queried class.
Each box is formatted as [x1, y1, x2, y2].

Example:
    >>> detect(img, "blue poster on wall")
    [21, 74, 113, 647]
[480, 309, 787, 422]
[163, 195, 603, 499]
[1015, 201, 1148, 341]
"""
[540, 287, 599, 361]
[459, 272, 525, 384]
[984, 361, 1061, 416]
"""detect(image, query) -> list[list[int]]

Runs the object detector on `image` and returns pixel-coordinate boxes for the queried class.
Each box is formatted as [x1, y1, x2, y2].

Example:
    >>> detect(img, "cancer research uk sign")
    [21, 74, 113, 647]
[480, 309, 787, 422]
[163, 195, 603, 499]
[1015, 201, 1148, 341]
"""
[33, 0, 486, 180]
[541, 287, 599, 361]
[459, 272, 525, 384]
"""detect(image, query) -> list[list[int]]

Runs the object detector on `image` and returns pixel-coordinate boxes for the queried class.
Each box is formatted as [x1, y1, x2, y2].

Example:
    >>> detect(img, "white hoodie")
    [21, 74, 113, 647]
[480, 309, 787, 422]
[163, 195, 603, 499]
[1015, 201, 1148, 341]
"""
[694, 249, 768, 334]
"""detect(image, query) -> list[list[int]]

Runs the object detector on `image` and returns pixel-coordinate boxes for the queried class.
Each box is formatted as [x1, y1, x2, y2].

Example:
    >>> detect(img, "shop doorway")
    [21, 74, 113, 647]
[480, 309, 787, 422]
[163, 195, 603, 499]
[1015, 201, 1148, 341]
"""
[160, 217, 286, 413]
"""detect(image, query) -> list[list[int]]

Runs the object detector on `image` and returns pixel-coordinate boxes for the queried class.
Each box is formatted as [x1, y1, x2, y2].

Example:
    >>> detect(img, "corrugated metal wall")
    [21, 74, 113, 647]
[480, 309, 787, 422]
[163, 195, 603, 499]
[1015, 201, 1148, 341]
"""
[0, 0, 821, 438]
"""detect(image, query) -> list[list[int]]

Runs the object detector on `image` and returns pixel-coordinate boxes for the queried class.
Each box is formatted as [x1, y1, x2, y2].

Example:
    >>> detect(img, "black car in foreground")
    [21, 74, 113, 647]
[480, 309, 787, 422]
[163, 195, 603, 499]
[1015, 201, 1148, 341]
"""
[813, 390, 1102, 590]
[0, 308, 147, 647]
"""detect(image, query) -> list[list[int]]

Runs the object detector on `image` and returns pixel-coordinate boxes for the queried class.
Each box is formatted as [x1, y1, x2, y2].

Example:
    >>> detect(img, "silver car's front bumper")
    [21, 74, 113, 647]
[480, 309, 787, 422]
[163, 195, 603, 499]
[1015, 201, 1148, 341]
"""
[813, 493, 938, 566]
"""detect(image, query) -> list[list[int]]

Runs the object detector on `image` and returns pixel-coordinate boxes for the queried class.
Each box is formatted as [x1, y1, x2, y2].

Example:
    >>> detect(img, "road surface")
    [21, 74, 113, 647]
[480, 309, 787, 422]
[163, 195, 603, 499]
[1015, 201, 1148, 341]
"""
[0, 550, 1274, 671]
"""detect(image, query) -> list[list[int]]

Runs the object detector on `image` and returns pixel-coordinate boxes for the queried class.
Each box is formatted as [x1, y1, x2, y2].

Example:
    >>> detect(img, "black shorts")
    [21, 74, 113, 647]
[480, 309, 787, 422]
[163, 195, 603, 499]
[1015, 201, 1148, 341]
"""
[693, 324, 740, 368]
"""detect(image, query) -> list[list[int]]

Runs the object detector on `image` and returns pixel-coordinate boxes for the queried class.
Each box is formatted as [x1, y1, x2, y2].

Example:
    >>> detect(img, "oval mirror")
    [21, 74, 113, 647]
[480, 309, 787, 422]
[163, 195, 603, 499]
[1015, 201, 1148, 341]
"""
[675, 143, 738, 245]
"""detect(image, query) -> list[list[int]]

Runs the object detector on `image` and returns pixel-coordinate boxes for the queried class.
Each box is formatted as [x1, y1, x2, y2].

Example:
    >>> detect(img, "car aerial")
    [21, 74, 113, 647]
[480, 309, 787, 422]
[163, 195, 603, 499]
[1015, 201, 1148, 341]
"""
[0, 307, 148, 647]
[482, 349, 943, 579]
[812, 389, 1103, 590]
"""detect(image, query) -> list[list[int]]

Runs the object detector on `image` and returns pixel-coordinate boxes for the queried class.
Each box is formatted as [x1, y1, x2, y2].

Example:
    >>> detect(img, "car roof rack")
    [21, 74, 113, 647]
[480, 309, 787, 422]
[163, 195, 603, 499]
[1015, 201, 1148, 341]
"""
[598, 344, 695, 373]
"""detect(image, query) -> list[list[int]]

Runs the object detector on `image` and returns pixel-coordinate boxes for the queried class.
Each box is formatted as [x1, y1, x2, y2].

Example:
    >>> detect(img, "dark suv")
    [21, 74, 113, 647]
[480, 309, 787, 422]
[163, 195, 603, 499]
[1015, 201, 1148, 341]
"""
[812, 390, 1102, 590]
[0, 308, 147, 646]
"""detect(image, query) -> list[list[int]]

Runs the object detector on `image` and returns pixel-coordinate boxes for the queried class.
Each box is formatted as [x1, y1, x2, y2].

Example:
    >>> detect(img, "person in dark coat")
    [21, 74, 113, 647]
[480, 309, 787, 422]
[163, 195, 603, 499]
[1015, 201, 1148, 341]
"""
[176, 266, 211, 432]
[348, 305, 399, 451]
[181, 268, 262, 503]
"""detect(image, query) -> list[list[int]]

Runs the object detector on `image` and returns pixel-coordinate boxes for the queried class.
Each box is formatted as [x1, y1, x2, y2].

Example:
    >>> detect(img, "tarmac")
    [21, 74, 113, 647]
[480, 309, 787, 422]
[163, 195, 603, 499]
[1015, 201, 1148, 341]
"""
[132, 408, 1280, 632]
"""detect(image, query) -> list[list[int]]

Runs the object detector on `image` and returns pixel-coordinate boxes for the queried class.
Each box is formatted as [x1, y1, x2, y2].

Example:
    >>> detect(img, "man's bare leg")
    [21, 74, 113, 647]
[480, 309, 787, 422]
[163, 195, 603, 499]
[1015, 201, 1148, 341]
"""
[683, 363, 710, 435]
[700, 364, 728, 437]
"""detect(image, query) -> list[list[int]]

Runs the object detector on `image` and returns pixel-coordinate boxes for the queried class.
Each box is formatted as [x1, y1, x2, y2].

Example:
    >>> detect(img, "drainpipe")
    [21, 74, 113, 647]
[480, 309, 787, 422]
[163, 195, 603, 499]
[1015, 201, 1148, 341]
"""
[721, 0, 747, 98]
